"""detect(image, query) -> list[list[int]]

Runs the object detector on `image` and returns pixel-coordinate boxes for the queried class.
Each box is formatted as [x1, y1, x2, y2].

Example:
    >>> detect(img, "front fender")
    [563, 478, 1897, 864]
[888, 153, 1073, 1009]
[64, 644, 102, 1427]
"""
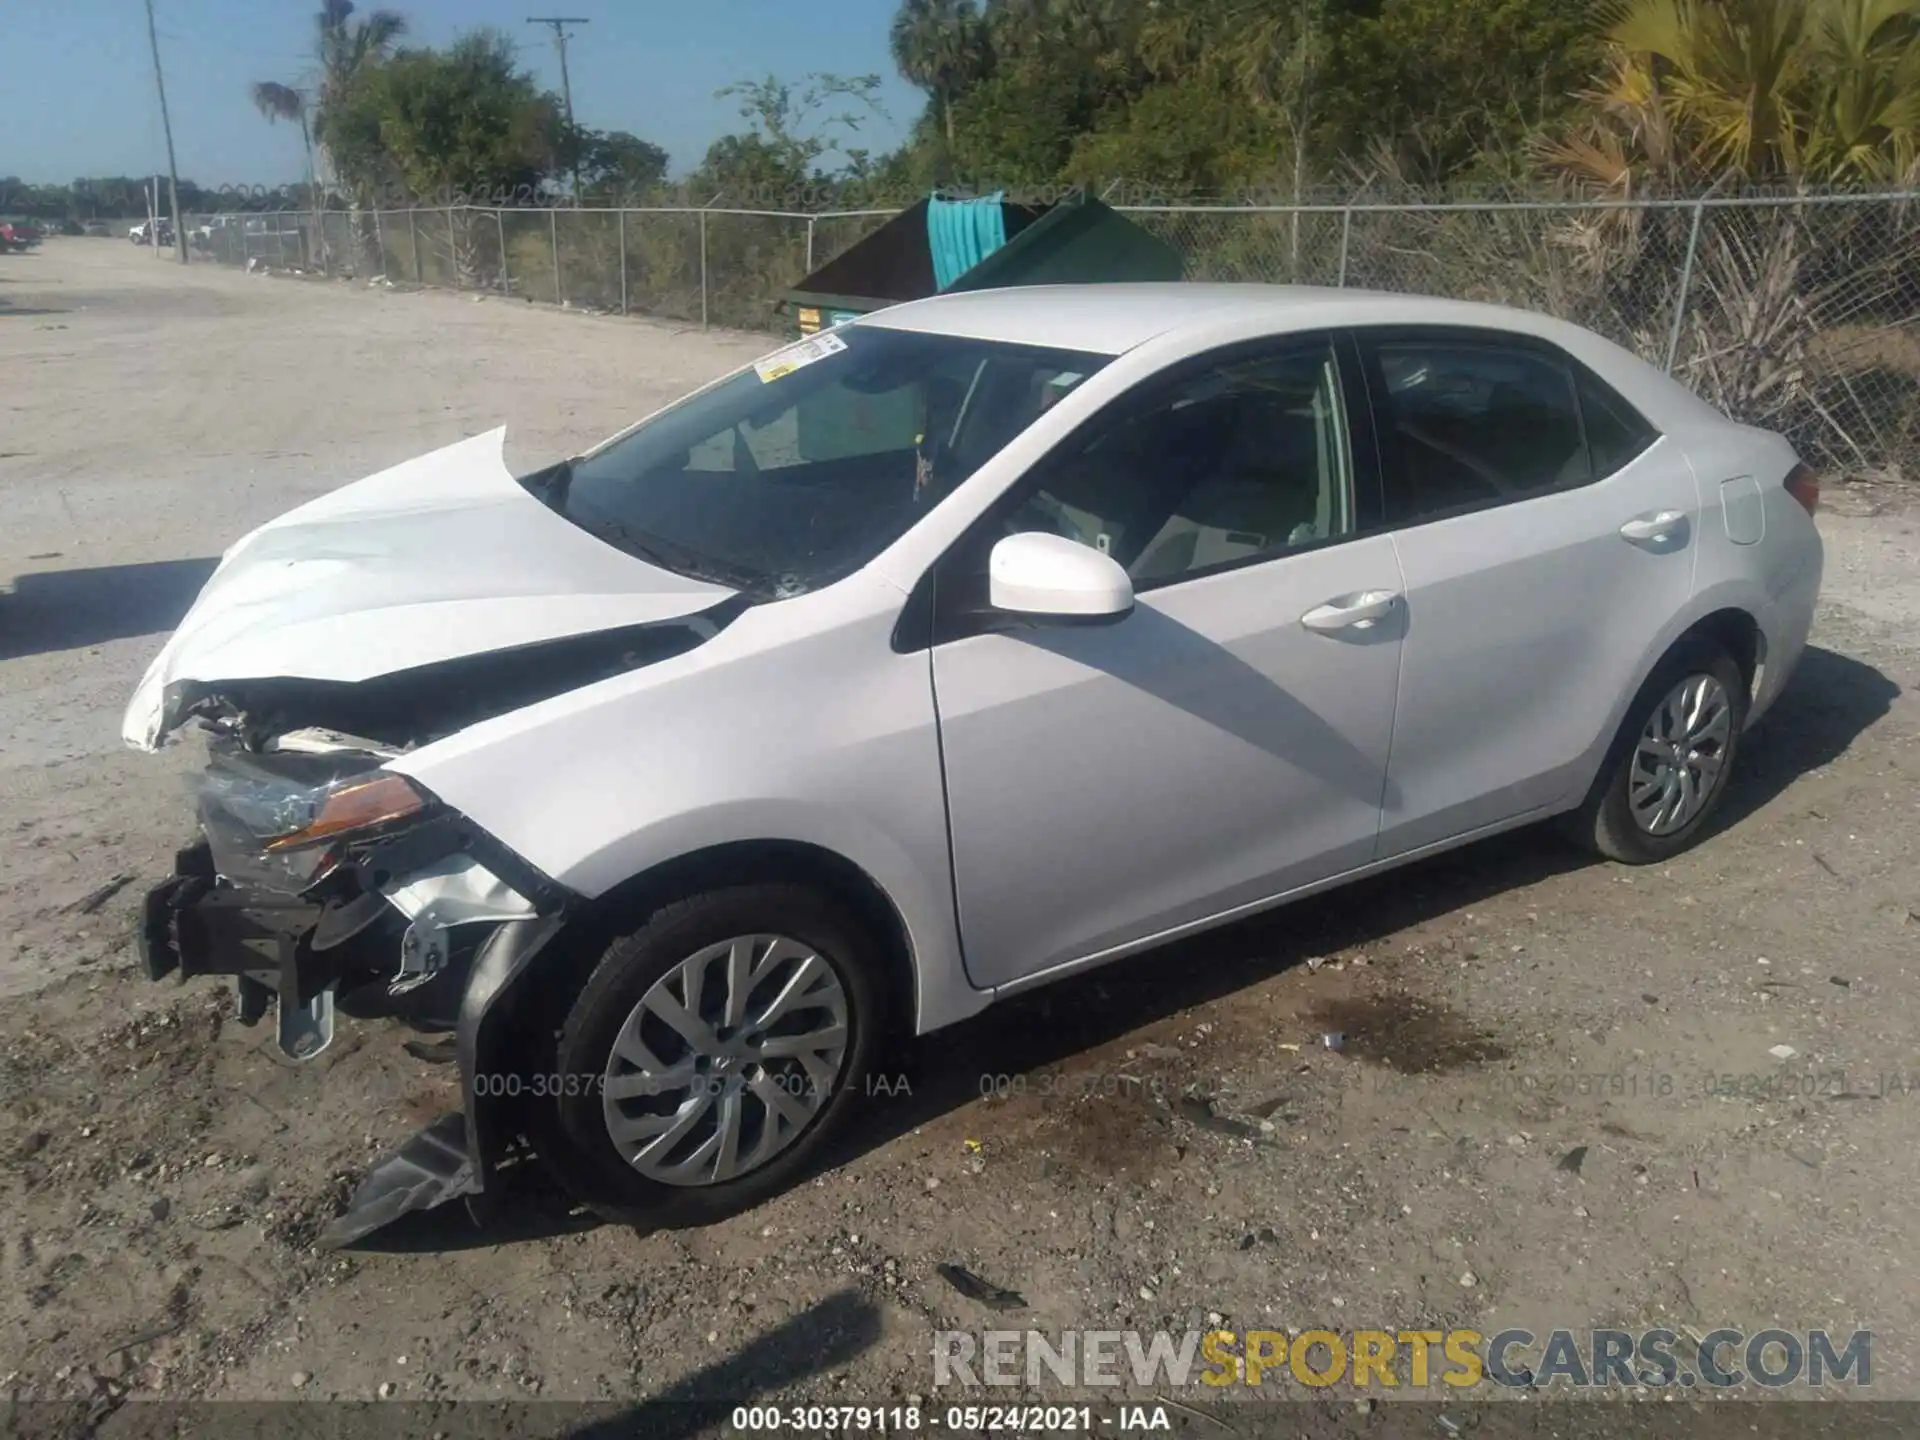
[390, 579, 985, 1036]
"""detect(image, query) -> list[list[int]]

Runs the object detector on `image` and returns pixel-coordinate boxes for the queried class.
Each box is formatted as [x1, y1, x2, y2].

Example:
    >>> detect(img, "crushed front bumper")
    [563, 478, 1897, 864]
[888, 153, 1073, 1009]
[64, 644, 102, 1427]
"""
[137, 831, 572, 1249]
[138, 839, 372, 1058]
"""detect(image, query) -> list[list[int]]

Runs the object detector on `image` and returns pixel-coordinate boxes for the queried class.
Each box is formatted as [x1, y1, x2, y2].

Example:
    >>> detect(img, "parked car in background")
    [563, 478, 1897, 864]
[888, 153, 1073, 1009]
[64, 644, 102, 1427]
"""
[124, 284, 1824, 1246]
[82, 220, 111, 237]
[129, 219, 175, 247]
[0, 221, 43, 252]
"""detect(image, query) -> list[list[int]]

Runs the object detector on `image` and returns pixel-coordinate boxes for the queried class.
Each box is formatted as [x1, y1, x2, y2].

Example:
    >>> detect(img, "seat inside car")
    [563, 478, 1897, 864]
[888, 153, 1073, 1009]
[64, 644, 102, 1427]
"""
[1131, 394, 1330, 581]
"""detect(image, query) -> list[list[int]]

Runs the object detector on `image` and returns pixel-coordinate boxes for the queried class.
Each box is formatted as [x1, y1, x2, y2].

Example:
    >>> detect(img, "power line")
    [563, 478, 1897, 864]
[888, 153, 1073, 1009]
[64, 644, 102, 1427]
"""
[143, 0, 188, 263]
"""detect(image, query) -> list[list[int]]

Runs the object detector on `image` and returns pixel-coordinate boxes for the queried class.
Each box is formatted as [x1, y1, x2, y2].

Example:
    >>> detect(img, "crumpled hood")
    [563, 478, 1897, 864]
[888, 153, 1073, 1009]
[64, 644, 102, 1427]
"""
[123, 428, 735, 751]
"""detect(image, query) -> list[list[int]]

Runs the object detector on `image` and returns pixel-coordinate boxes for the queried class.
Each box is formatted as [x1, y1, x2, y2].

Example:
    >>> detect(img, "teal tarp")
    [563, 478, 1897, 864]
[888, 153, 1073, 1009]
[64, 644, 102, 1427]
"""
[927, 193, 1008, 291]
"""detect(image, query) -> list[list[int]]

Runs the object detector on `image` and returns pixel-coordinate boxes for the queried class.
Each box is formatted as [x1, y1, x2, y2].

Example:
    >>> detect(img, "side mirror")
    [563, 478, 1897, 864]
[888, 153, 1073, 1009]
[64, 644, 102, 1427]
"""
[988, 531, 1135, 622]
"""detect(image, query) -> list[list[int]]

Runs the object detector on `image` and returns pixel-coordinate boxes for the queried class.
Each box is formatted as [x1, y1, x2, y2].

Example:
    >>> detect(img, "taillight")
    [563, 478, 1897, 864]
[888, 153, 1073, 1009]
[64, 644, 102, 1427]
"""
[1785, 463, 1821, 517]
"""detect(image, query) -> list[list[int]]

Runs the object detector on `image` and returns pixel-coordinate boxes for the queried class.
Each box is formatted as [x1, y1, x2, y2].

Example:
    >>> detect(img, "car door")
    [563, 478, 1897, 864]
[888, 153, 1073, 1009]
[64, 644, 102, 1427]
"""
[920, 334, 1407, 989]
[1357, 326, 1698, 858]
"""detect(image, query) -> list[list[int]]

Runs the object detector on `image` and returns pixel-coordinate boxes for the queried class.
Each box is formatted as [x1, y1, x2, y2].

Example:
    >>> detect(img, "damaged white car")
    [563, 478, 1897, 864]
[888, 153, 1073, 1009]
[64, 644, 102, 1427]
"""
[126, 285, 1823, 1245]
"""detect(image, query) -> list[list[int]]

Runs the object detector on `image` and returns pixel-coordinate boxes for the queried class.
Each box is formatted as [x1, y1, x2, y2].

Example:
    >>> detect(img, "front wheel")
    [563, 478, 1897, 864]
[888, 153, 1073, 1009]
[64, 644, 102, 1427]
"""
[1570, 641, 1748, 864]
[535, 884, 882, 1227]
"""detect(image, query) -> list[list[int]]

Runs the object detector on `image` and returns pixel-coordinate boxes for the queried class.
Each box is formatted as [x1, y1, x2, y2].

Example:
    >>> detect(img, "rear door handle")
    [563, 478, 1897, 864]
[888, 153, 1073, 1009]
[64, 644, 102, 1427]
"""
[1619, 510, 1686, 543]
[1301, 590, 1400, 632]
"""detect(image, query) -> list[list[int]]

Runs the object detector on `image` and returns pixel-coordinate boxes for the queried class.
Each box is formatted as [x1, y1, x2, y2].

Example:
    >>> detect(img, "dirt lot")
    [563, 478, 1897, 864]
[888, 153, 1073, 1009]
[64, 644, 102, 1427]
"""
[2, 240, 1918, 1433]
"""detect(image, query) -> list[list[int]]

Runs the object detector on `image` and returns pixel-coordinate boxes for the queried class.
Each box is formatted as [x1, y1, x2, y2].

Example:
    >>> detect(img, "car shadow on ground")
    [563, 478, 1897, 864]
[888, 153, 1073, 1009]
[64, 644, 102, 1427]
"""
[1712, 643, 1902, 832]
[571, 1289, 883, 1437]
[0, 557, 218, 660]
[0, 278, 67, 315]
[358, 642, 1898, 1253]
[824, 642, 1901, 1167]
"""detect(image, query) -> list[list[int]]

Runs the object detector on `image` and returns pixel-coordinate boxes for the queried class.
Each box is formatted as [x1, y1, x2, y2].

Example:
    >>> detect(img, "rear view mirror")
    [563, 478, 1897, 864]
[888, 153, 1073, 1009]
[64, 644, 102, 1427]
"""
[988, 532, 1134, 622]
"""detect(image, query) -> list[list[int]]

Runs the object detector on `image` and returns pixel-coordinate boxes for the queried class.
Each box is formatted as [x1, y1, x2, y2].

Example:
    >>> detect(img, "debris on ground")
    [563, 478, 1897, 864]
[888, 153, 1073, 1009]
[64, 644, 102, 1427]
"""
[65, 874, 135, 916]
[1175, 1094, 1265, 1140]
[935, 1264, 1027, 1312]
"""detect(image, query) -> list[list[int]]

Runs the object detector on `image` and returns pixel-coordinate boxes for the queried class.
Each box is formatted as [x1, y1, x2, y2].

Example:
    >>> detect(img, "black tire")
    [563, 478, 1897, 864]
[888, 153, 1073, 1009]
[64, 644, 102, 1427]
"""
[1566, 639, 1748, 864]
[534, 883, 881, 1228]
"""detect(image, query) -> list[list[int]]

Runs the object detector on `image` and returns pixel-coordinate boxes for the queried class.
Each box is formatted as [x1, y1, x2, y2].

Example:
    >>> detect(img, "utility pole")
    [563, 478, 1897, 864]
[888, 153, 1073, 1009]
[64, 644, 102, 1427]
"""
[143, 0, 188, 263]
[528, 16, 589, 201]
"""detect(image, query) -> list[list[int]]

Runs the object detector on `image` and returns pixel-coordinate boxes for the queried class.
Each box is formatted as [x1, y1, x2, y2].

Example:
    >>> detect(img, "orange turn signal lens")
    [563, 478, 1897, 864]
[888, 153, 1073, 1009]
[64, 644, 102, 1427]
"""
[264, 773, 427, 852]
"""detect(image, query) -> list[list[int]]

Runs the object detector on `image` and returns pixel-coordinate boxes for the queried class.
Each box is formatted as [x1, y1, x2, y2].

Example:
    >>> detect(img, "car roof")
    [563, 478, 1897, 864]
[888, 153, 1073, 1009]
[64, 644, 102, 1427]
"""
[858, 282, 1579, 357]
[856, 280, 1735, 440]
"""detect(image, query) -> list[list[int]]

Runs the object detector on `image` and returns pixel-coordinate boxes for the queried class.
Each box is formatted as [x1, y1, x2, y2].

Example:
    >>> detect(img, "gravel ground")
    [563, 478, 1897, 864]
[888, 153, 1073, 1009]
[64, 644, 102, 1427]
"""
[2, 240, 1917, 1433]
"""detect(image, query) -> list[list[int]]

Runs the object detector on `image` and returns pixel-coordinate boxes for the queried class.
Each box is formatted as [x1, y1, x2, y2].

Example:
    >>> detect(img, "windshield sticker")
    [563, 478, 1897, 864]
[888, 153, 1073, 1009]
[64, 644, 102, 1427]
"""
[755, 330, 848, 384]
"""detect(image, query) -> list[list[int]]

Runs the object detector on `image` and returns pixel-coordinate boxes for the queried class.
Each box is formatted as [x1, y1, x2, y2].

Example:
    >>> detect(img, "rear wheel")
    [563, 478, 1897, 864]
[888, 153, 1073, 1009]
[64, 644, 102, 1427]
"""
[535, 883, 880, 1227]
[1570, 641, 1748, 864]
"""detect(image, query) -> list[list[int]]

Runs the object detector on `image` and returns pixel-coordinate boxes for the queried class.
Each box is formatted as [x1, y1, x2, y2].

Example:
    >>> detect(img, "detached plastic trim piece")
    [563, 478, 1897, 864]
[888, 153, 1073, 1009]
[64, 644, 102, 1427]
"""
[317, 1111, 475, 1250]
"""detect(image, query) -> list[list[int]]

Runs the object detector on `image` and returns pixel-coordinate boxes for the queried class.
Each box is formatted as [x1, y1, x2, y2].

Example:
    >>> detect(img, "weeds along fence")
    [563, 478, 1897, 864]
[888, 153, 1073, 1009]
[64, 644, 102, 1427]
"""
[187, 193, 1920, 481]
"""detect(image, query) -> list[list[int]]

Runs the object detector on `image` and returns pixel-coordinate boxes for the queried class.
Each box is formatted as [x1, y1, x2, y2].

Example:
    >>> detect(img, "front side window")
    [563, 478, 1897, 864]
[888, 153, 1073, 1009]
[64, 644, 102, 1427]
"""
[1369, 339, 1590, 526]
[535, 327, 1109, 596]
[993, 340, 1356, 590]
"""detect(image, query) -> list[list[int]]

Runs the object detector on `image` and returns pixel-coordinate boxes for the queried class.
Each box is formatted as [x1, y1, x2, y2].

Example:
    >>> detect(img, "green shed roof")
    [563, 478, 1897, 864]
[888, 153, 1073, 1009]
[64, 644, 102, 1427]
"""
[783, 193, 1182, 318]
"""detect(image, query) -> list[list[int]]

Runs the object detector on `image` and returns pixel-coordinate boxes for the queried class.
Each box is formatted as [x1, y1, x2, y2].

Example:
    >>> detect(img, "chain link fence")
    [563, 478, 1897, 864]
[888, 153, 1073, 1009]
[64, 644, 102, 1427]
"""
[185, 193, 1919, 481]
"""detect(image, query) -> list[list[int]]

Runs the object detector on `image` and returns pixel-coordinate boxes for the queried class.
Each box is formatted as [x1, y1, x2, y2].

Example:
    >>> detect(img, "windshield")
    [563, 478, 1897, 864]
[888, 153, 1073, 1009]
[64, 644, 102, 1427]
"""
[536, 325, 1111, 597]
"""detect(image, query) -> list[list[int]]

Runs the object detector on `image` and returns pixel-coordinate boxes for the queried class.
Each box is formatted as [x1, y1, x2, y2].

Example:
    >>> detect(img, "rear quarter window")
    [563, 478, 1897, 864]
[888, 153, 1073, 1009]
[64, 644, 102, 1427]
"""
[1574, 364, 1661, 478]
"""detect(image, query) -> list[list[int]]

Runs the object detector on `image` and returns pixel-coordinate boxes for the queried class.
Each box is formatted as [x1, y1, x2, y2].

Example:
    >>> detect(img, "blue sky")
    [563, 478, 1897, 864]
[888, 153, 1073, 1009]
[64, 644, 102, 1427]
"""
[4, 0, 922, 185]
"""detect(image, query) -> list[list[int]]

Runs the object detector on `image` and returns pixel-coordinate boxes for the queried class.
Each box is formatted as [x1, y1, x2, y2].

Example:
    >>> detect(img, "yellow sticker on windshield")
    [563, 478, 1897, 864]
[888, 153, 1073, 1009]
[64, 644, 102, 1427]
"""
[755, 330, 848, 383]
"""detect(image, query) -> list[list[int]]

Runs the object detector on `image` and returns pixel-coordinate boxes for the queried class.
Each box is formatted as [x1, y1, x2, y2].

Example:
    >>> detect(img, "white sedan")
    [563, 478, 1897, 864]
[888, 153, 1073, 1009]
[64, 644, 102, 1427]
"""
[123, 284, 1823, 1243]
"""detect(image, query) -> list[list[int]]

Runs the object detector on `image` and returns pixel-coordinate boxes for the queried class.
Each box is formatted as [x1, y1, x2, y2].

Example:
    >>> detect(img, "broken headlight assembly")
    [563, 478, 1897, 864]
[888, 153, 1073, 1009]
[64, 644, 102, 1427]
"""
[162, 740, 551, 1074]
[192, 752, 435, 894]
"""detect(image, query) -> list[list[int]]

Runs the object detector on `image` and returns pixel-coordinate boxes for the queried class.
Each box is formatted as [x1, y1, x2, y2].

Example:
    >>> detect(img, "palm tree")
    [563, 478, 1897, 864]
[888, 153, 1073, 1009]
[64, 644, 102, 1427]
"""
[252, 2, 406, 272]
[251, 1, 407, 196]
[1532, 0, 1920, 475]
[250, 82, 319, 206]
[1544, 0, 1920, 188]
[1799, 0, 1920, 180]
[315, 0, 407, 86]
[889, 0, 986, 148]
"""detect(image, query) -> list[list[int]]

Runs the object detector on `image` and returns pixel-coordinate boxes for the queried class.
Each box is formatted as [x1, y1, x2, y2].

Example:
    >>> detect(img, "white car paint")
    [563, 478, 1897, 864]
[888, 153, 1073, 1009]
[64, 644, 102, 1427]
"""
[125, 284, 1823, 1040]
[987, 531, 1135, 617]
[122, 428, 733, 749]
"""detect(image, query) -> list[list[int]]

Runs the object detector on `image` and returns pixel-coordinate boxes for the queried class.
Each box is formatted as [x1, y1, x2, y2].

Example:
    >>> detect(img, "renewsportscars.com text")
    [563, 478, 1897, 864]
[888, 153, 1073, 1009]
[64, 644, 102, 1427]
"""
[934, 1327, 1872, 1391]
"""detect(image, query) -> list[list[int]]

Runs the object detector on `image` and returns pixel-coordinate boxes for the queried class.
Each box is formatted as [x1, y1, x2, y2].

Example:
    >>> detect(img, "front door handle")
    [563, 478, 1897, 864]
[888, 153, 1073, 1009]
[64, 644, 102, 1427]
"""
[1301, 590, 1400, 632]
[1619, 510, 1686, 544]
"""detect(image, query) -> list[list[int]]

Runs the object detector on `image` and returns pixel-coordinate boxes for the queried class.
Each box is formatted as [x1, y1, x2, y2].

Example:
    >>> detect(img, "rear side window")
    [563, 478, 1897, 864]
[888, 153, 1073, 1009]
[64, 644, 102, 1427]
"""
[1368, 340, 1590, 526]
[1574, 364, 1659, 477]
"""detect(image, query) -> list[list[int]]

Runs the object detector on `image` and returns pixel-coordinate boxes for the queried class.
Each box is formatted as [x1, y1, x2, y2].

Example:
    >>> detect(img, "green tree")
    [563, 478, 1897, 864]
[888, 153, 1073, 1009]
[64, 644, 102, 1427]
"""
[572, 130, 671, 201]
[874, 0, 1617, 195]
[697, 74, 889, 200]
[1544, 0, 1920, 189]
[249, 83, 321, 209]
[889, 0, 989, 149]
[938, 0, 1154, 186]
[1319, 0, 1601, 187]
[341, 31, 568, 201]
[248, 1, 406, 199]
